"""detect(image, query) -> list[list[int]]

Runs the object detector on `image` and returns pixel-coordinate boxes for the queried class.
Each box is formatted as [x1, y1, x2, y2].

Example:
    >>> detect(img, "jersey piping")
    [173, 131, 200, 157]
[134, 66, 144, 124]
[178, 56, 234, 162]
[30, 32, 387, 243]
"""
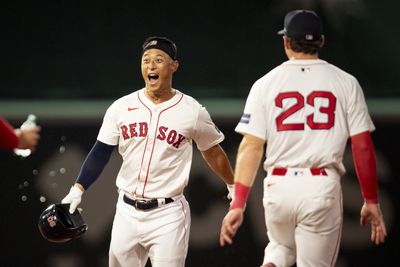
[135, 92, 184, 198]
[134, 92, 152, 197]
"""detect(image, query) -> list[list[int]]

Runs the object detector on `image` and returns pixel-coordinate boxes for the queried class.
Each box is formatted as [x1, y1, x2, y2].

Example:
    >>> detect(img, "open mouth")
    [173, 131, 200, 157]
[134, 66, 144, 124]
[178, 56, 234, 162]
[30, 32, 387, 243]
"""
[148, 74, 159, 85]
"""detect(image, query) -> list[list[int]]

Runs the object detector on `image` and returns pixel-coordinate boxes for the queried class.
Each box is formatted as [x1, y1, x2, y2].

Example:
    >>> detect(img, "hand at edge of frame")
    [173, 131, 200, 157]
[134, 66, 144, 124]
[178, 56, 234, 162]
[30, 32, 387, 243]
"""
[360, 202, 387, 245]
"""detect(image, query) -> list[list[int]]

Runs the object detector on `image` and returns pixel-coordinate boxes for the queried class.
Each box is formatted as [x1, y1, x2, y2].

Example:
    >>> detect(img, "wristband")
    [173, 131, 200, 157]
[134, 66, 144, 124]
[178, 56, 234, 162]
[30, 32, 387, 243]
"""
[229, 182, 251, 210]
[74, 183, 85, 193]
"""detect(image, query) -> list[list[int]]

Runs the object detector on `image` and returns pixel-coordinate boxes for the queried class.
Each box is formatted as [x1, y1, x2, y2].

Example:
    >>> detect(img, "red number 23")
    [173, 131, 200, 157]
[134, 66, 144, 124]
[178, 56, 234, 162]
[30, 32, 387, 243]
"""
[275, 91, 336, 131]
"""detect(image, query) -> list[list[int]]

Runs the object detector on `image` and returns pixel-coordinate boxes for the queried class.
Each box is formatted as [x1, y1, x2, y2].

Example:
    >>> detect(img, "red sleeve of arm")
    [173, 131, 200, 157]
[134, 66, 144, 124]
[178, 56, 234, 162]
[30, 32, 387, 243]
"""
[350, 131, 378, 204]
[0, 117, 19, 150]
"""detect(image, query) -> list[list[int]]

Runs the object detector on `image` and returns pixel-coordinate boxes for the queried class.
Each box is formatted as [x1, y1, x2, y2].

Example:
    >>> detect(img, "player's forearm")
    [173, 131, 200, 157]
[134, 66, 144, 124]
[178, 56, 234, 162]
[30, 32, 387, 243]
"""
[234, 135, 264, 187]
[212, 155, 234, 185]
[201, 144, 234, 185]
[229, 135, 264, 210]
[351, 131, 378, 203]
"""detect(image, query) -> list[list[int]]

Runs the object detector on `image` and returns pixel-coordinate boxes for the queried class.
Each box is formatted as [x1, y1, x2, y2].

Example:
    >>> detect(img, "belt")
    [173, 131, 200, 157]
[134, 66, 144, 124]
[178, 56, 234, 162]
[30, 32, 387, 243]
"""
[272, 168, 327, 176]
[123, 194, 174, 210]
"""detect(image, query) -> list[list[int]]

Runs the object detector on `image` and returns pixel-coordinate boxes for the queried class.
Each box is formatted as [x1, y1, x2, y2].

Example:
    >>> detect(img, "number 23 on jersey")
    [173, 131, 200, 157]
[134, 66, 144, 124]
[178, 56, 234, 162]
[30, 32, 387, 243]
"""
[275, 91, 337, 131]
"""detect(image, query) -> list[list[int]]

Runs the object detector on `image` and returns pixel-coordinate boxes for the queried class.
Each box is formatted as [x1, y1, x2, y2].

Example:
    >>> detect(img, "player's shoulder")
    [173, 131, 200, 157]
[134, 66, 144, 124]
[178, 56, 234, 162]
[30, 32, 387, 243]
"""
[255, 64, 284, 83]
[113, 89, 141, 104]
[106, 89, 141, 111]
[175, 89, 203, 108]
[248, 65, 281, 93]
[327, 62, 357, 78]
[314, 60, 359, 86]
[175, 89, 211, 120]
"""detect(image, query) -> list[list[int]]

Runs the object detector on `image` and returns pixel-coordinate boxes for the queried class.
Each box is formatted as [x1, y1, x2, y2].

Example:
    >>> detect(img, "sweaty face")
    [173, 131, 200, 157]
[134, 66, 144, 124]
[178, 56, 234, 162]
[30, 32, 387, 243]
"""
[141, 49, 178, 91]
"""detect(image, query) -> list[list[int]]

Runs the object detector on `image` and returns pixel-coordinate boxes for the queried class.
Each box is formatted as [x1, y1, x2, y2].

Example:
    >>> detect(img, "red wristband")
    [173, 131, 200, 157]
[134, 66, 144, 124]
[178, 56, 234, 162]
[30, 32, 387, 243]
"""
[229, 182, 251, 210]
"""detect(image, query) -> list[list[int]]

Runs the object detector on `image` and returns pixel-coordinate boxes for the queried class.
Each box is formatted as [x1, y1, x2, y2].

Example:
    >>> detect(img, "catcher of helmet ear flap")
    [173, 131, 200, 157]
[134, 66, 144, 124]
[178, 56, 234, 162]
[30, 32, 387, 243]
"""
[38, 203, 88, 243]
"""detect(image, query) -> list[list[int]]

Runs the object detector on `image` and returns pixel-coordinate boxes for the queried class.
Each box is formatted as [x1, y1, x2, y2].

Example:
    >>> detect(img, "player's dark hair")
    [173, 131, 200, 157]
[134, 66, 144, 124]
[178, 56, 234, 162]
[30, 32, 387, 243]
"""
[288, 38, 323, 55]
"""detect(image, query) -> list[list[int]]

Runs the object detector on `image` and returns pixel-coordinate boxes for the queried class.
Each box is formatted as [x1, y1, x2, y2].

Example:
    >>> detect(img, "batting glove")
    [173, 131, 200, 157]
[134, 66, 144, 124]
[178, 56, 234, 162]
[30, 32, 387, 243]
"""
[62, 184, 84, 214]
[226, 184, 235, 201]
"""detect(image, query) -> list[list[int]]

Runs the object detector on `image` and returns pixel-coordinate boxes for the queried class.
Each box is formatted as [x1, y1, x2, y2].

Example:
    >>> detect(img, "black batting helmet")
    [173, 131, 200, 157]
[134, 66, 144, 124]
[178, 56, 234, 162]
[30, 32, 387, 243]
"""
[38, 203, 88, 243]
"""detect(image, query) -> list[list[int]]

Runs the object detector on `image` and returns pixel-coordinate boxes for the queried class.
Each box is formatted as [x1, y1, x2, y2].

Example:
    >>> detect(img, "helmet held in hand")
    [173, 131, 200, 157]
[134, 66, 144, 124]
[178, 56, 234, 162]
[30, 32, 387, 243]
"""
[38, 203, 88, 243]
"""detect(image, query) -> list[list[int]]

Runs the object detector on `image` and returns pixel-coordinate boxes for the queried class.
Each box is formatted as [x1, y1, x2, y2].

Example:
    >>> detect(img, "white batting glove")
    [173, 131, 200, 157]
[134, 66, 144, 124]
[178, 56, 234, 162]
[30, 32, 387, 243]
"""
[226, 184, 235, 201]
[61, 184, 84, 214]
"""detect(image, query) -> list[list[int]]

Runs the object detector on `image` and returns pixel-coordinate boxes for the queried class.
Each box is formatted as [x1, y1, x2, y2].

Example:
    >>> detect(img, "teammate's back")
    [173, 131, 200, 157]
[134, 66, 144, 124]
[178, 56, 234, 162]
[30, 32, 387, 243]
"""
[247, 58, 373, 174]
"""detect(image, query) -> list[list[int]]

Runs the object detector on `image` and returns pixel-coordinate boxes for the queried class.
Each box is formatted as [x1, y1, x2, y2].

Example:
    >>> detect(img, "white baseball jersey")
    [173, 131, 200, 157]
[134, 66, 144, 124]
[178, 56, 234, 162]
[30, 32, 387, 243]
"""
[97, 88, 224, 198]
[236, 59, 375, 175]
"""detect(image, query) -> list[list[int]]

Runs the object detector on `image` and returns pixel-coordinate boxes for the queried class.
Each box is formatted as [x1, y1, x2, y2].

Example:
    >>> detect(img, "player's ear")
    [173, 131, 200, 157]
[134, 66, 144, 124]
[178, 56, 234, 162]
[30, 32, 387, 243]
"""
[283, 36, 290, 50]
[283, 36, 292, 59]
[320, 35, 325, 48]
[171, 60, 179, 73]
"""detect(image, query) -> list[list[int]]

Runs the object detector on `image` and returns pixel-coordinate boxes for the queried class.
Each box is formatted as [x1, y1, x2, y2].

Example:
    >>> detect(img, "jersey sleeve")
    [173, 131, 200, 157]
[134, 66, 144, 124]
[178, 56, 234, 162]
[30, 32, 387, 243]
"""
[0, 117, 19, 150]
[235, 80, 267, 140]
[347, 78, 375, 136]
[193, 106, 224, 151]
[97, 103, 120, 146]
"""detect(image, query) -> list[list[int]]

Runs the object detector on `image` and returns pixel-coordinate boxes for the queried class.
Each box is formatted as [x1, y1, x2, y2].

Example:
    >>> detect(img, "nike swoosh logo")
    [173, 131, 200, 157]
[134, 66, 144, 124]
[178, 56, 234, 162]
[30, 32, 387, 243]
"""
[128, 107, 139, 111]
[267, 183, 274, 187]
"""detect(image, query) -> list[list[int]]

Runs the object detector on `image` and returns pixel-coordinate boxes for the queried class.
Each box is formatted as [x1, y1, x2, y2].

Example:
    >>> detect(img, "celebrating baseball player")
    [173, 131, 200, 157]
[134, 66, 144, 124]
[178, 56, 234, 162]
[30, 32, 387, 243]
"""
[61, 36, 234, 267]
[0, 116, 40, 152]
[219, 10, 387, 267]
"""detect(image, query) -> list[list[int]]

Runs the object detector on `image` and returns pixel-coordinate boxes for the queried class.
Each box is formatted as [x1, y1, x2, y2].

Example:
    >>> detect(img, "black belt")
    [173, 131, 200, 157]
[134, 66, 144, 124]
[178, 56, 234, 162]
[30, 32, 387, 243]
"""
[123, 194, 174, 210]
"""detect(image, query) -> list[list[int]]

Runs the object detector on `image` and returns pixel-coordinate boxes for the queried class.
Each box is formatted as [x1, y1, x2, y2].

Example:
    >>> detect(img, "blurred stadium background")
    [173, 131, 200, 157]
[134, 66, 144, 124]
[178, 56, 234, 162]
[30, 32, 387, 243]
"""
[0, 0, 399, 266]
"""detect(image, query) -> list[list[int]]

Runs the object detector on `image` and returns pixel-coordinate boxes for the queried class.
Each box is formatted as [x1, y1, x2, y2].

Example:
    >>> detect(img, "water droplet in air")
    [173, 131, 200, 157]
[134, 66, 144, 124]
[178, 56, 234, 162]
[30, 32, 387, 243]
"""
[59, 146, 66, 154]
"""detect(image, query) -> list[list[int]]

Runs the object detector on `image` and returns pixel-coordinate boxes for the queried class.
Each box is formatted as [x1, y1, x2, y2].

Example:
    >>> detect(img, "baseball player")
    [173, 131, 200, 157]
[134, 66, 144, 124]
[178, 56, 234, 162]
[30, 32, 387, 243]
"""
[0, 116, 40, 151]
[61, 36, 234, 267]
[219, 10, 387, 267]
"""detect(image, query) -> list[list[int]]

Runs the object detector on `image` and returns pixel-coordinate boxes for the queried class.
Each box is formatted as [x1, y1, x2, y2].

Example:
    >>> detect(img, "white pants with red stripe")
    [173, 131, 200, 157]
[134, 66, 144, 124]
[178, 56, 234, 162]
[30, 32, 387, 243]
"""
[109, 192, 191, 267]
[262, 168, 343, 267]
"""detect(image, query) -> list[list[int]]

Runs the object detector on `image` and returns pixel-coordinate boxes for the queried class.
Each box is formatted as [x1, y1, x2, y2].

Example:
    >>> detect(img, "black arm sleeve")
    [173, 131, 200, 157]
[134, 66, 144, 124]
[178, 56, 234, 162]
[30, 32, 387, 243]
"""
[75, 140, 116, 190]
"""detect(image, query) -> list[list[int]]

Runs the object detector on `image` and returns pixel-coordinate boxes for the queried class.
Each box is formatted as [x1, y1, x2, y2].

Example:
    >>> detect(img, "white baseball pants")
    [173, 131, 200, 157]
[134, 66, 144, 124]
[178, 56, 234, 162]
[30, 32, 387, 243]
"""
[109, 192, 191, 267]
[262, 168, 343, 267]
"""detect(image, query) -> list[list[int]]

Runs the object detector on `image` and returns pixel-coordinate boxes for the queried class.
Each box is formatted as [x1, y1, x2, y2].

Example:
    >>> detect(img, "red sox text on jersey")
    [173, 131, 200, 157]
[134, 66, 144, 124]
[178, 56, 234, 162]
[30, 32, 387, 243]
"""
[120, 122, 186, 149]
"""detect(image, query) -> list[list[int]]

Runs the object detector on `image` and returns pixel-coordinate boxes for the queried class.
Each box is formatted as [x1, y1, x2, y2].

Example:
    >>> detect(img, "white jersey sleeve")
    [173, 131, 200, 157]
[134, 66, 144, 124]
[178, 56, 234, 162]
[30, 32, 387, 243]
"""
[235, 80, 267, 140]
[347, 78, 375, 136]
[193, 106, 224, 151]
[97, 101, 120, 146]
